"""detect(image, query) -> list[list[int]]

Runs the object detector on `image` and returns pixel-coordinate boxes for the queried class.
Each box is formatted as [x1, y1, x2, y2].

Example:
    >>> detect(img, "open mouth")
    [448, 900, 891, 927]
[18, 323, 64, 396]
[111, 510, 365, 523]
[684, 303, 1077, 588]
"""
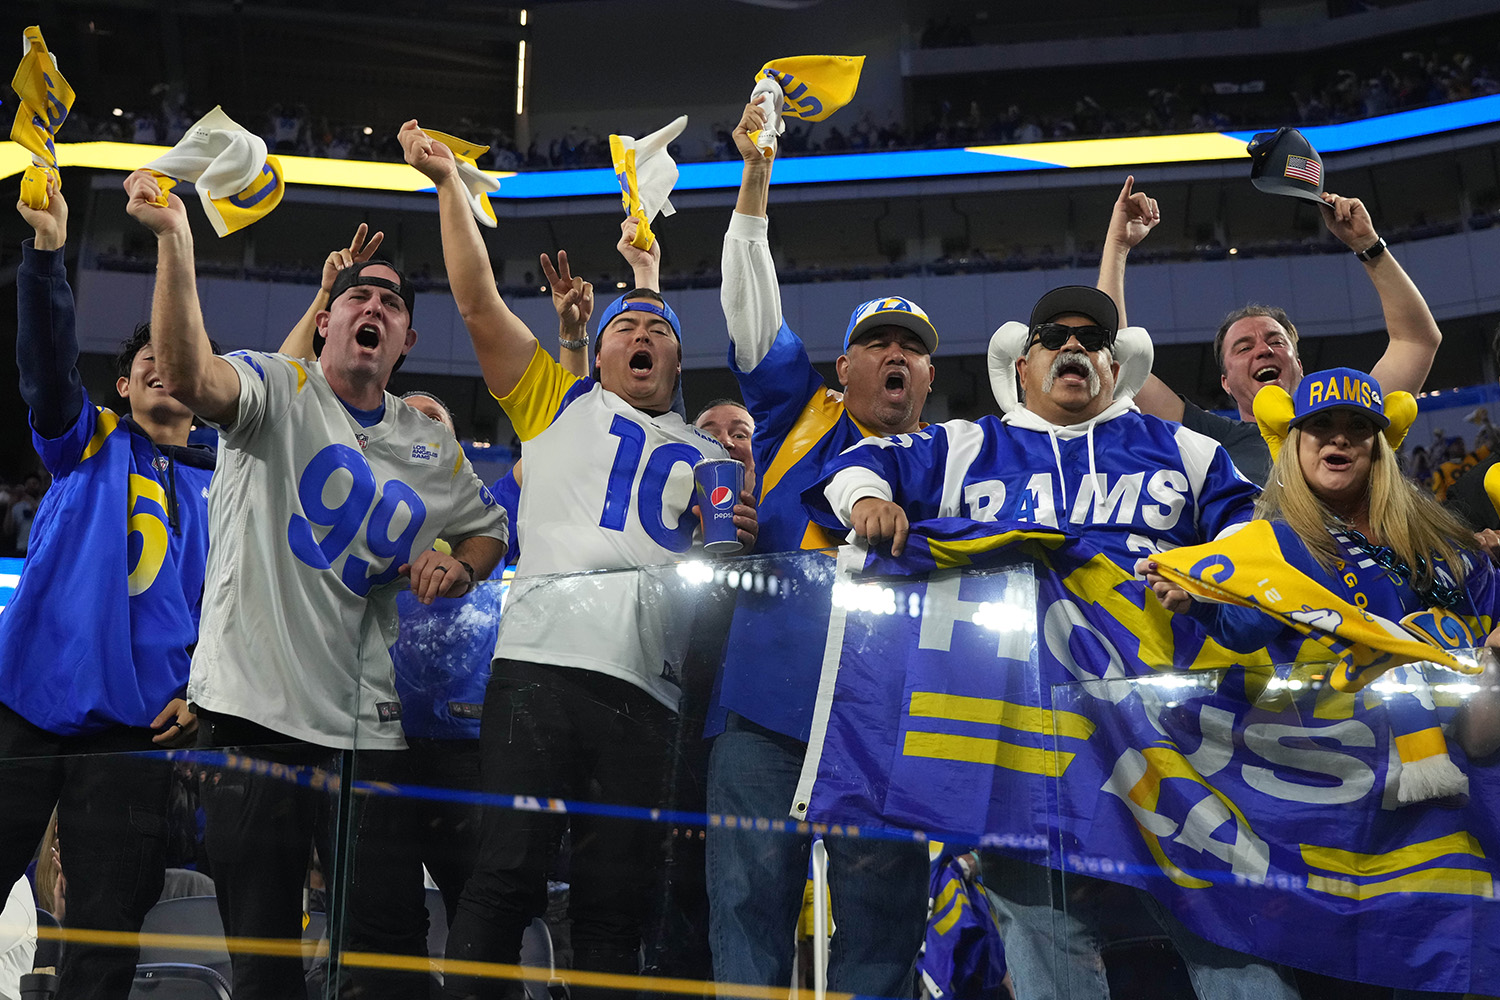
[356, 324, 381, 350]
[629, 350, 654, 374]
[1323, 452, 1352, 470]
[148, 377, 164, 389]
[1055, 356, 1091, 381]
[1254, 366, 1280, 383]
[884, 368, 908, 393]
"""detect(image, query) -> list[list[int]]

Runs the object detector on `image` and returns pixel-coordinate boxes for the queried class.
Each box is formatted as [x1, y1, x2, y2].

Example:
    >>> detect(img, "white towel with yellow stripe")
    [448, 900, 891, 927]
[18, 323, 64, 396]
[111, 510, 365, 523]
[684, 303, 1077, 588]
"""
[423, 129, 501, 227]
[10, 26, 74, 210]
[609, 115, 687, 251]
[141, 106, 284, 236]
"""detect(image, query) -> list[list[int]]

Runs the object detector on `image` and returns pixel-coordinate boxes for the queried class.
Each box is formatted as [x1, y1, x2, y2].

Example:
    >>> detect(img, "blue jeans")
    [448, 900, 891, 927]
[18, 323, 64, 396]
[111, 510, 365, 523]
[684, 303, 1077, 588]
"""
[982, 853, 1301, 1000]
[705, 712, 928, 997]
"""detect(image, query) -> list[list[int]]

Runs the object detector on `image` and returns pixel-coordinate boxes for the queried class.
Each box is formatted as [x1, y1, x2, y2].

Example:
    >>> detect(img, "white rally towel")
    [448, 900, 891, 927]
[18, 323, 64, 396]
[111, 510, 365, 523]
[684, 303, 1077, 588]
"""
[142, 105, 285, 237]
[751, 76, 784, 156]
[422, 129, 502, 227]
[609, 115, 687, 251]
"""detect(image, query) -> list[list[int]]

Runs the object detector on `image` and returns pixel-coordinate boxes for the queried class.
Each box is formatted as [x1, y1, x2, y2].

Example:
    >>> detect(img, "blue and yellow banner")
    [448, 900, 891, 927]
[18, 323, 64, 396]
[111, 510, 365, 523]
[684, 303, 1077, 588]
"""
[757, 55, 864, 123]
[796, 520, 1499, 993]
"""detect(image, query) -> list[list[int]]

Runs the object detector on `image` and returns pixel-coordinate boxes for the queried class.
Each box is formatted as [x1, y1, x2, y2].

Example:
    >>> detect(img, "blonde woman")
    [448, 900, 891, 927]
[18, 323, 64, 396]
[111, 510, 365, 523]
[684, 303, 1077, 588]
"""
[1141, 367, 1500, 760]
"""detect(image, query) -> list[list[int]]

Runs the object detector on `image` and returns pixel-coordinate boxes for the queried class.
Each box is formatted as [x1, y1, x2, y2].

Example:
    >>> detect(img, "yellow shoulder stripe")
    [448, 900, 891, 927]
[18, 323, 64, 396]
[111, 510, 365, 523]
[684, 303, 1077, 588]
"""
[80, 407, 121, 462]
[760, 389, 847, 499]
[284, 358, 308, 392]
[495, 342, 581, 442]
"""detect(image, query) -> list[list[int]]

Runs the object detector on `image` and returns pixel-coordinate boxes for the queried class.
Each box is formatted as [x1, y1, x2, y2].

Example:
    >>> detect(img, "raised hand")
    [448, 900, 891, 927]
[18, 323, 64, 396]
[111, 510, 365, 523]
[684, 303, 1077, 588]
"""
[1319, 192, 1378, 253]
[1106, 175, 1160, 251]
[123, 169, 189, 236]
[540, 250, 594, 336]
[617, 216, 661, 278]
[398, 119, 457, 184]
[732, 101, 773, 164]
[18, 177, 67, 250]
[322, 222, 386, 292]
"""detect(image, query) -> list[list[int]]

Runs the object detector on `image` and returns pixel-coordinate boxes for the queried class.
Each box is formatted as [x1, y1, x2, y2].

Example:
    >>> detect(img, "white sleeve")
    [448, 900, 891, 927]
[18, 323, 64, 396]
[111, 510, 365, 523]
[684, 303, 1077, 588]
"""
[720, 211, 784, 372]
[824, 466, 894, 527]
[213, 351, 300, 442]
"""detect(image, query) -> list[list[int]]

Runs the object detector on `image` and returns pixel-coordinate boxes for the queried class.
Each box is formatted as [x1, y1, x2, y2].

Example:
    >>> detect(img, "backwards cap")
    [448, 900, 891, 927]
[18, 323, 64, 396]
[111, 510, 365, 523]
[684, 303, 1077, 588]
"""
[593, 292, 682, 355]
[315, 259, 416, 371]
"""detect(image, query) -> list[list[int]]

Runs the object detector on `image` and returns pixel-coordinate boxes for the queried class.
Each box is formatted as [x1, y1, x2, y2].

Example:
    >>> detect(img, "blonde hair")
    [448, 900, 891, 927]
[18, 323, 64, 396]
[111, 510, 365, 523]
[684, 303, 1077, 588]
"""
[1258, 424, 1475, 591]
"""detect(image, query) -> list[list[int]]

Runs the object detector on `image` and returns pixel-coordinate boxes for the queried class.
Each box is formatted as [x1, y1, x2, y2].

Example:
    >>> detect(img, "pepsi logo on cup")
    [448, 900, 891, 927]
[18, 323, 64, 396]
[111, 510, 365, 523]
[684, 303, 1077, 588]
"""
[693, 457, 746, 555]
[710, 485, 735, 509]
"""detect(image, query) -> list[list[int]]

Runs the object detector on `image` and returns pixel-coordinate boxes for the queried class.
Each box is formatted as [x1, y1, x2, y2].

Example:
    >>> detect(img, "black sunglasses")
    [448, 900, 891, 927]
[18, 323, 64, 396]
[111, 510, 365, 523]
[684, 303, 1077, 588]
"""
[1027, 323, 1114, 352]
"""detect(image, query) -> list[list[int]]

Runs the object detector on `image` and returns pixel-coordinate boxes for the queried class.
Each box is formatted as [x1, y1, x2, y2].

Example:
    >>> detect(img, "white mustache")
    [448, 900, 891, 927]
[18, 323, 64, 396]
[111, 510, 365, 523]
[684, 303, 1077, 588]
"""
[1042, 350, 1101, 397]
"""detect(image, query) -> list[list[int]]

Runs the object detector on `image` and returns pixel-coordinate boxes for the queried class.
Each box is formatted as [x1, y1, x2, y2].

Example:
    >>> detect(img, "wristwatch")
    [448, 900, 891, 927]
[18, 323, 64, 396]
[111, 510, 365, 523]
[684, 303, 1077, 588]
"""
[1354, 236, 1387, 262]
[559, 336, 587, 351]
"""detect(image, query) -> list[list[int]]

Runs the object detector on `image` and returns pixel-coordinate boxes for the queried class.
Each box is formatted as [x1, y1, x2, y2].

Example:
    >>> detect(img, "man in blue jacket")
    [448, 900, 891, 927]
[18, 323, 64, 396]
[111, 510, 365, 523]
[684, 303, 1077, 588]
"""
[0, 181, 215, 999]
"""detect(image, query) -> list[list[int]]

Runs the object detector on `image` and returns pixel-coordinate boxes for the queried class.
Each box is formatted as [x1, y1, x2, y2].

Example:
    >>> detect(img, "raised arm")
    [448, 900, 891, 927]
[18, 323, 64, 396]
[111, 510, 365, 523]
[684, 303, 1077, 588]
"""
[399, 119, 538, 398]
[721, 101, 784, 373]
[1096, 176, 1181, 420]
[540, 250, 592, 378]
[16, 181, 85, 438]
[617, 216, 661, 292]
[278, 223, 385, 359]
[1319, 192, 1441, 396]
[123, 169, 241, 426]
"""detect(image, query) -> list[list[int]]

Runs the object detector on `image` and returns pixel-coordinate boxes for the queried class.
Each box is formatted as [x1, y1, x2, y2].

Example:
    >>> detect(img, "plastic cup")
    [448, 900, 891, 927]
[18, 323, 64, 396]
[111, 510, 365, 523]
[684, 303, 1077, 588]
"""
[694, 458, 745, 555]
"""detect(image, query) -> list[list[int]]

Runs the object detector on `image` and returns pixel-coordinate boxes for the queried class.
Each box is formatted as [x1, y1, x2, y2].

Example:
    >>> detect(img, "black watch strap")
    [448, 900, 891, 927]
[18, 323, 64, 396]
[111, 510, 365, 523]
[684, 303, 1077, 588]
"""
[1355, 236, 1387, 262]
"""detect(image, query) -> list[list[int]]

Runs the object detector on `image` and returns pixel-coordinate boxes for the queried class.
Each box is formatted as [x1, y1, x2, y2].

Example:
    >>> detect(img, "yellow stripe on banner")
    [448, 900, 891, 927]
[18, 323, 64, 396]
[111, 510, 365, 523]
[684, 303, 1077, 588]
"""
[1307, 867, 1494, 900]
[0, 140, 516, 192]
[968, 131, 1251, 169]
[924, 528, 1068, 569]
[758, 389, 845, 501]
[902, 730, 1076, 777]
[285, 357, 308, 393]
[909, 691, 1095, 740]
[80, 407, 120, 462]
[1394, 727, 1449, 764]
[932, 881, 966, 935]
[1301, 831, 1485, 878]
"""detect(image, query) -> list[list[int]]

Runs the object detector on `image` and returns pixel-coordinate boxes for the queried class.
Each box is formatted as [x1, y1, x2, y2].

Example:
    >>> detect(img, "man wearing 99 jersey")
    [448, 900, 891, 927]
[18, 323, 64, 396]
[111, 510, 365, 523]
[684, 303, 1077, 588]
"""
[400, 119, 757, 998]
[124, 167, 508, 1000]
[0, 181, 214, 1000]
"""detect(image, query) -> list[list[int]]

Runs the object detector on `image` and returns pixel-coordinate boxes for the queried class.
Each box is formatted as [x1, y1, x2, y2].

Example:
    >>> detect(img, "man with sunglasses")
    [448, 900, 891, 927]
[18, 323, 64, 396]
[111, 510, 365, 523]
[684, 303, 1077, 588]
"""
[805, 285, 1290, 1000]
[807, 285, 1257, 571]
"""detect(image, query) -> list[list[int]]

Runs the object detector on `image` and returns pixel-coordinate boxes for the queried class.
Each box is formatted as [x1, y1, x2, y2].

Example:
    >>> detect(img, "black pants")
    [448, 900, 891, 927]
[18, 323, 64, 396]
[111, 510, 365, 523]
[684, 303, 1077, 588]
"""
[443, 660, 676, 1000]
[0, 699, 171, 1000]
[195, 710, 341, 1000]
[343, 738, 482, 1000]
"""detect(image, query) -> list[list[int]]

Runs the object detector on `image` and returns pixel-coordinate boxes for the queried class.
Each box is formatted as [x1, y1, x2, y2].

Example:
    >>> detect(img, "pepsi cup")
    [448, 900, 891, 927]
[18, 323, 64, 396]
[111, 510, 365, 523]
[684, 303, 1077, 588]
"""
[693, 458, 745, 555]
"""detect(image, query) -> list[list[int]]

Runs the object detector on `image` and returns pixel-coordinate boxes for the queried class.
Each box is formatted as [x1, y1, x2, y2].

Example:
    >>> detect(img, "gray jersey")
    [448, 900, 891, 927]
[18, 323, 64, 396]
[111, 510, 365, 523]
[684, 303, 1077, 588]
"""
[188, 352, 507, 749]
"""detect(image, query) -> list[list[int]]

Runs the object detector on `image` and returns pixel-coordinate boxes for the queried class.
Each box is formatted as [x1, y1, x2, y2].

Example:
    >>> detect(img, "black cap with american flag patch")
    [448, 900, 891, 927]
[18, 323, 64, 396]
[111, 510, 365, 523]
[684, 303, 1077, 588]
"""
[1246, 126, 1326, 206]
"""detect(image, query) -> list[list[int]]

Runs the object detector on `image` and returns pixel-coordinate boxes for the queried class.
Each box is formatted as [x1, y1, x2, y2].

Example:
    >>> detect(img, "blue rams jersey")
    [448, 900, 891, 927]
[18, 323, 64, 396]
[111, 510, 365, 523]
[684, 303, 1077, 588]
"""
[714, 322, 882, 741]
[805, 405, 1259, 572]
[492, 469, 521, 567]
[0, 396, 213, 735]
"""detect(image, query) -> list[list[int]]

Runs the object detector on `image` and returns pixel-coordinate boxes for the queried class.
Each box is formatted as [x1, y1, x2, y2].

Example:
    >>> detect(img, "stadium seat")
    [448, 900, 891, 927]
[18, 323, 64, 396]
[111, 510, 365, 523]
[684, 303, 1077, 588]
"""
[136, 896, 231, 982]
[128, 962, 232, 999]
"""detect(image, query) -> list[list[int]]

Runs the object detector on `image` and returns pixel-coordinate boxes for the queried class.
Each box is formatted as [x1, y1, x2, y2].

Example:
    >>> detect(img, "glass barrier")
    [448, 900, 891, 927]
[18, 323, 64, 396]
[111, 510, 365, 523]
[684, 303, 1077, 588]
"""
[10, 542, 1498, 1000]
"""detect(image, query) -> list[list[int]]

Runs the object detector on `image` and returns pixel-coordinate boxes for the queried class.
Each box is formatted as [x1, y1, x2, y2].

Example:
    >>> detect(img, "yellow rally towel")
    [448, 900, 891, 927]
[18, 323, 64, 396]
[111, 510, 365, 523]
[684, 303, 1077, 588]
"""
[748, 54, 864, 154]
[422, 129, 501, 228]
[10, 26, 74, 210]
[609, 115, 687, 251]
[142, 106, 284, 237]
[1149, 520, 1478, 691]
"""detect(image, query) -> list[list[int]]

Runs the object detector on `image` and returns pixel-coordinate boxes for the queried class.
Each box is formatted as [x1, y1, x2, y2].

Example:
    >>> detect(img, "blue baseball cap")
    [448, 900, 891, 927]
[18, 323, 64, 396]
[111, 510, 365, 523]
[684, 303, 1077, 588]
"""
[843, 296, 938, 354]
[595, 292, 681, 342]
[1291, 367, 1390, 430]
